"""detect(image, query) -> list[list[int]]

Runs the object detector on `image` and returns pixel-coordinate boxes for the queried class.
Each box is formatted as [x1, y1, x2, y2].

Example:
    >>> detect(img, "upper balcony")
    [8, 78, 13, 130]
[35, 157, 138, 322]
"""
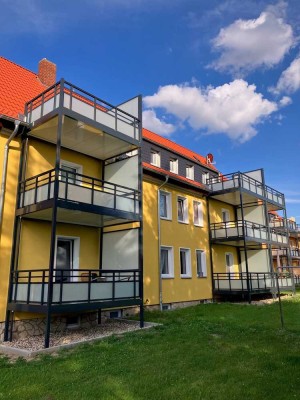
[207, 171, 285, 210]
[16, 168, 140, 227]
[210, 220, 289, 247]
[24, 80, 141, 160]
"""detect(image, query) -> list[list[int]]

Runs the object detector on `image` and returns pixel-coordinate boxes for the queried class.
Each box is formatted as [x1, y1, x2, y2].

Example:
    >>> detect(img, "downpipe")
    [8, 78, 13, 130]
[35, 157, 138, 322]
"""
[0, 119, 20, 230]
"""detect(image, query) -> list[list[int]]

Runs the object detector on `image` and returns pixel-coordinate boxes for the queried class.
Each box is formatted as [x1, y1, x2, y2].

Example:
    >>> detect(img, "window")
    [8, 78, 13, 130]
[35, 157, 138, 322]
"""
[170, 158, 178, 174]
[193, 201, 203, 226]
[60, 160, 82, 184]
[202, 172, 209, 185]
[222, 209, 230, 223]
[161, 246, 174, 278]
[180, 248, 191, 277]
[186, 165, 194, 180]
[225, 252, 234, 274]
[159, 191, 172, 219]
[151, 150, 160, 167]
[196, 250, 207, 277]
[177, 196, 188, 223]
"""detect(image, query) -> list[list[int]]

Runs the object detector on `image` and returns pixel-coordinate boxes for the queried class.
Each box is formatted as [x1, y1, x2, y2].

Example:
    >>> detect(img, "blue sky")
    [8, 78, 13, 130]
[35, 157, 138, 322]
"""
[1, 0, 300, 218]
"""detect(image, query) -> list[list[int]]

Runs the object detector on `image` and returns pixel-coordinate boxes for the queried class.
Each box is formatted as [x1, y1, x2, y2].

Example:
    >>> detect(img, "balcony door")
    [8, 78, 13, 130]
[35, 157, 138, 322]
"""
[55, 239, 74, 282]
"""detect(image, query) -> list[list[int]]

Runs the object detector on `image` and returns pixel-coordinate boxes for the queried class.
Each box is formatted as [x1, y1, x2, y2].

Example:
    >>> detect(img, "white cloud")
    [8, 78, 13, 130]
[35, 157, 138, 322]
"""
[144, 80, 278, 142]
[211, 2, 294, 73]
[274, 57, 300, 94]
[279, 95, 292, 107]
[142, 109, 176, 136]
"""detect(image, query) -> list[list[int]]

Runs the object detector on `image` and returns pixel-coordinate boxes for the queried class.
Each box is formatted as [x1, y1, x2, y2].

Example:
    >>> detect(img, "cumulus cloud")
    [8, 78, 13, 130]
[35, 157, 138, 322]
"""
[142, 109, 176, 136]
[143, 80, 278, 142]
[210, 2, 294, 73]
[279, 95, 292, 107]
[274, 57, 300, 94]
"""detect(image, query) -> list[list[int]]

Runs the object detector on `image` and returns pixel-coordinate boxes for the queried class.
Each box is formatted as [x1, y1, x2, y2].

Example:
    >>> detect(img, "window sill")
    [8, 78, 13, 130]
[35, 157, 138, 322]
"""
[180, 275, 192, 279]
[162, 275, 174, 279]
[197, 275, 207, 279]
[160, 217, 172, 221]
[194, 224, 204, 228]
[178, 220, 189, 225]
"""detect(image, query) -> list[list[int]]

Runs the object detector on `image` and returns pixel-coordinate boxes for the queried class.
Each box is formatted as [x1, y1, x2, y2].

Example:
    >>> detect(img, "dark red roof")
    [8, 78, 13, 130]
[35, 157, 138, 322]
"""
[142, 128, 217, 172]
[0, 57, 46, 119]
[143, 162, 209, 191]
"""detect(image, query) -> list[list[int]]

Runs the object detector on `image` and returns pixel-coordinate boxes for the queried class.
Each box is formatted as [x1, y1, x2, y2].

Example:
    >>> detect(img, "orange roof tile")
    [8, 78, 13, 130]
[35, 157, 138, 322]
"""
[142, 128, 218, 172]
[0, 57, 47, 119]
[143, 162, 209, 191]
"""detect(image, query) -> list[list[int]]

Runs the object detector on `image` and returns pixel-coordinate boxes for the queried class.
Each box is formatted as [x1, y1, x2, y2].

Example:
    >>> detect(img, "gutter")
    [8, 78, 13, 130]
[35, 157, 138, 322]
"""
[157, 175, 169, 311]
[0, 118, 21, 230]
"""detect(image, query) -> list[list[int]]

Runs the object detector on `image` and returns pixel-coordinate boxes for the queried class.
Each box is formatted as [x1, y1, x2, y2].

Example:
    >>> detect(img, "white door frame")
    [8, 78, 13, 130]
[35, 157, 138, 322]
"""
[54, 235, 80, 282]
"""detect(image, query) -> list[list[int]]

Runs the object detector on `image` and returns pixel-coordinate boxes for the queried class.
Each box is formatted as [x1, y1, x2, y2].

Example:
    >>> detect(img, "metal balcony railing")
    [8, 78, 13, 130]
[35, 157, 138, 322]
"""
[18, 168, 140, 216]
[213, 272, 293, 293]
[25, 80, 140, 141]
[11, 268, 140, 305]
[207, 172, 284, 206]
[210, 220, 288, 244]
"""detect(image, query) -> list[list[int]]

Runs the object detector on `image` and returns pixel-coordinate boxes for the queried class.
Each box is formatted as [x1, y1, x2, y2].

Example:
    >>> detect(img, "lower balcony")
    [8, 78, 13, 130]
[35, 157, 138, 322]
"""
[210, 220, 288, 246]
[213, 272, 294, 295]
[8, 268, 141, 313]
[17, 168, 140, 226]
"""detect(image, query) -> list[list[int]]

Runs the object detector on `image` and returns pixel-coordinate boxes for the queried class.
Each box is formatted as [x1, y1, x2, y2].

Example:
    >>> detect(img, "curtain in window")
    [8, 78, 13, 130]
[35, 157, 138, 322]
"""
[161, 249, 169, 274]
[178, 199, 184, 220]
[160, 194, 167, 218]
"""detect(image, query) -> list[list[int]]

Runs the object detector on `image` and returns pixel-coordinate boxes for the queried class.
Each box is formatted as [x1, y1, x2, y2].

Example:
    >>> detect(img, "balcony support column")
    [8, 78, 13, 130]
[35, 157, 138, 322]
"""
[137, 99, 144, 328]
[239, 176, 251, 303]
[45, 91, 64, 348]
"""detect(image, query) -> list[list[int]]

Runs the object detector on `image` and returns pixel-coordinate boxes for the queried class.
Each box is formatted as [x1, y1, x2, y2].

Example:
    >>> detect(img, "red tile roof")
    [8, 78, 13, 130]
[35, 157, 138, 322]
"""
[143, 162, 209, 191]
[142, 128, 217, 172]
[0, 57, 47, 119]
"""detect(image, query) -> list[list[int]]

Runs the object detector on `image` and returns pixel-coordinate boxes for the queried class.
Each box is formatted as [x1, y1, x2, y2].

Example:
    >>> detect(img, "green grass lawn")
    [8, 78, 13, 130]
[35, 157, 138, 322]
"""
[1, 295, 300, 400]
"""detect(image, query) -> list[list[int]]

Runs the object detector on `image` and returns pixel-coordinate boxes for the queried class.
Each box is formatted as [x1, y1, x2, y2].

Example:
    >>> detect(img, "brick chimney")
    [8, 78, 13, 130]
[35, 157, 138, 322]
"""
[38, 58, 56, 86]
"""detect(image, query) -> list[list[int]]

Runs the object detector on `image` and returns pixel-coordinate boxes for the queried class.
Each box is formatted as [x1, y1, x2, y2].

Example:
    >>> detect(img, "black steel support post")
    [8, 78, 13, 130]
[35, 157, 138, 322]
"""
[137, 96, 144, 328]
[282, 196, 295, 292]
[45, 86, 64, 348]
[4, 131, 26, 341]
[207, 197, 215, 300]
[239, 178, 251, 303]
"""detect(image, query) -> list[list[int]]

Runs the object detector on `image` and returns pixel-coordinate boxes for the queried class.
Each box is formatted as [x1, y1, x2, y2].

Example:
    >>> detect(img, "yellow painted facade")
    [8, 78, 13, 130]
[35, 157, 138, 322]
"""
[143, 175, 212, 306]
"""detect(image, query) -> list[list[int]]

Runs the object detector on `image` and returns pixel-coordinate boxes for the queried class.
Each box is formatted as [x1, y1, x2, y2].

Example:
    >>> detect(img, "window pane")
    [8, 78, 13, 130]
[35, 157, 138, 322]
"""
[180, 250, 187, 275]
[161, 249, 169, 274]
[61, 165, 77, 184]
[160, 193, 167, 218]
[197, 250, 203, 277]
[178, 198, 184, 221]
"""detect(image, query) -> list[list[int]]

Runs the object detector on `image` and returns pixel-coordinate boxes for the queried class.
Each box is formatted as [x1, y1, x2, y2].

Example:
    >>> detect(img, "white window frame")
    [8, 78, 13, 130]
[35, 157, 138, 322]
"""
[150, 150, 161, 167]
[60, 160, 83, 184]
[180, 248, 192, 278]
[54, 235, 80, 282]
[225, 252, 234, 274]
[221, 209, 230, 223]
[202, 172, 209, 185]
[177, 196, 188, 223]
[160, 246, 174, 278]
[159, 190, 172, 220]
[186, 165, 194, 180]
[196, 249, 207, 278]
[170, 158, 178, 174]
[193, 201, 203, 227]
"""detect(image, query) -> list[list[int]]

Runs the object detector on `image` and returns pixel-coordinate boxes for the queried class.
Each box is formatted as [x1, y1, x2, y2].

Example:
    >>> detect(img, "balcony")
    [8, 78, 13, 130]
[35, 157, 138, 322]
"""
[9, 268, 141, 313]
[17, 168, 140, 226]
[210, 220, 288, 246]
[213, 272, 294, 295]
[26, 80, 140, 142]
[207, 172, 284, 210]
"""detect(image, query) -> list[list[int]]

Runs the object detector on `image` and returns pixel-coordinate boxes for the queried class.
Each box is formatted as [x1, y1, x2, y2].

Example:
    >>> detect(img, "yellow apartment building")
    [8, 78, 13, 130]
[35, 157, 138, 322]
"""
[0, 57, 295, 347]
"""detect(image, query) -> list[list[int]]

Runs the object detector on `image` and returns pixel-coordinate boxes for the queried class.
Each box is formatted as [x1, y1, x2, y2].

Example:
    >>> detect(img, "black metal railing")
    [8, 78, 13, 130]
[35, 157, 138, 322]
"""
[213, 272, 293, 293]
[18, 168, 140, 215]
[25, 80, 140, 141]
[11, 268, 140, 306]
[210, 220, 288, 244]
[206, 172, 284, 205]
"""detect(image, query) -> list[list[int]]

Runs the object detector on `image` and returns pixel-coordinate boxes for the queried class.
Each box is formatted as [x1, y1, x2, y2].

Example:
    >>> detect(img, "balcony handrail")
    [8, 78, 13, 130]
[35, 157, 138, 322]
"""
[210, 219, 267, 230]
[19, 168, 140, 200]
[25, 79, 140, 126]
[207, 171, 284, 200]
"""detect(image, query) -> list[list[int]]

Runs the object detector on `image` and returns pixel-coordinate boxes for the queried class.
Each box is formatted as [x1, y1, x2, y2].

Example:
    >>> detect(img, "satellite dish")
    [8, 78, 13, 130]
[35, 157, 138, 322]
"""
[206, 153, 214, 164]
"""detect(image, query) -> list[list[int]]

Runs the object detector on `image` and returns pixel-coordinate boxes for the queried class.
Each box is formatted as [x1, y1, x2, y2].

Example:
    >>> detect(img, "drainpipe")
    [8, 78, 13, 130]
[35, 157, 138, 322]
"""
[158, 175, 169, 311]
[0, 119, 20, 229]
